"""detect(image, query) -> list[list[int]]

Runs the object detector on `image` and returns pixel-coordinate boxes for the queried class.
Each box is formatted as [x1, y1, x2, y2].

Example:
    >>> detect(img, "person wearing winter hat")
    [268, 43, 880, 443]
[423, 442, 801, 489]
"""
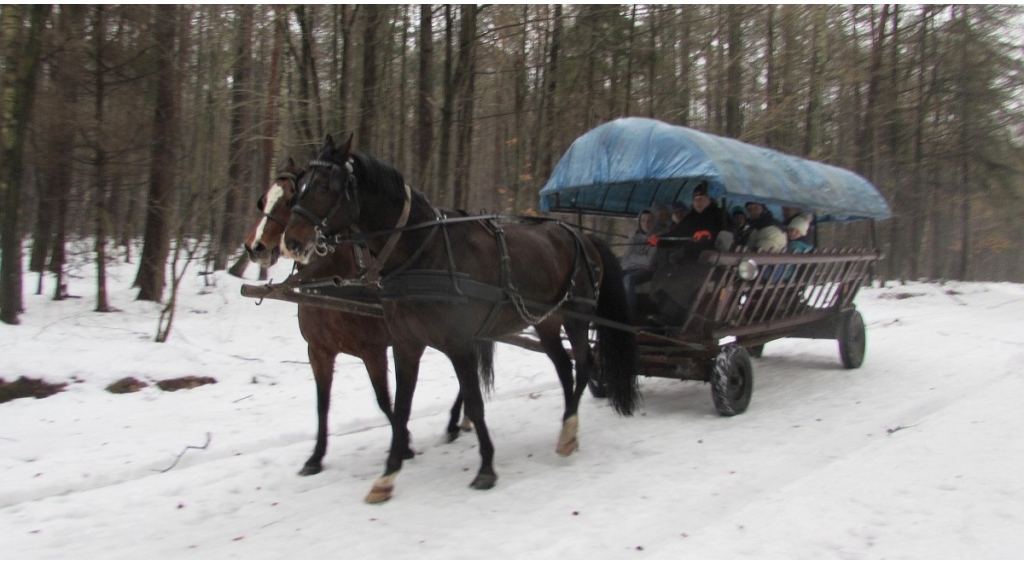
[744, 201, 786, 253]
[730, 205, 751, 249]
[670, 201, 688, 225]
[783, 206, 815, 247]
[786, 214, 814, 254]
[643, 182, 726, 326]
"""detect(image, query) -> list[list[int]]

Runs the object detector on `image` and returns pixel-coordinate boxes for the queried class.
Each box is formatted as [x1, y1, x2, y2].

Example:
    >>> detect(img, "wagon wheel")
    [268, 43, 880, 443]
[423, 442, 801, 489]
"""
[838, 309, 866, 369]
[709, 344, 753, 416]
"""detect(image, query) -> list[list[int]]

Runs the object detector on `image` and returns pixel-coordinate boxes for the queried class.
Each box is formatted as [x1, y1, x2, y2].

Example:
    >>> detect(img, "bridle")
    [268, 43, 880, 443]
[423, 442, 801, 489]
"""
[289, 154, 412, 284]
[291, 158, 359, 243]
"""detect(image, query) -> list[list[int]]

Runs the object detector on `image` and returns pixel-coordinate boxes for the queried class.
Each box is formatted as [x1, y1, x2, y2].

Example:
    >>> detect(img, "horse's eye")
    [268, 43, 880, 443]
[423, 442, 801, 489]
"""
[256, 197, 265, 211]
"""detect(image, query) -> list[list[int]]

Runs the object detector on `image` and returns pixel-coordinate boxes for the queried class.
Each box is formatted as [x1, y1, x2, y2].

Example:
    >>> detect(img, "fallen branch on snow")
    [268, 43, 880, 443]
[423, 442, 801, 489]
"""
[154, 432, 212, 473]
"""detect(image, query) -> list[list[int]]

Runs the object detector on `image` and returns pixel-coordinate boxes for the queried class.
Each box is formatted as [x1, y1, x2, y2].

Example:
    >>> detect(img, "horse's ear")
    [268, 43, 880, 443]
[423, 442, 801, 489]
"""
[281, 157, 296, 175]
[321, 134, 335, 154]
[339, 132, 354, 157]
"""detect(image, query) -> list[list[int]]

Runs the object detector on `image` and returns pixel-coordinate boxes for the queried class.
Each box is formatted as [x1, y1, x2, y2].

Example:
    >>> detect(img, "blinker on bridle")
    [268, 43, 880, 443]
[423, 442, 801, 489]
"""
[291, 158, 360, 255]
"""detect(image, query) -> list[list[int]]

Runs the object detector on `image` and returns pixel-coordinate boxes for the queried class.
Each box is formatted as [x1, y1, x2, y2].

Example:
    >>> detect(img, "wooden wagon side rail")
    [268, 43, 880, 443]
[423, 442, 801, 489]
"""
[683, 248, 879, 342]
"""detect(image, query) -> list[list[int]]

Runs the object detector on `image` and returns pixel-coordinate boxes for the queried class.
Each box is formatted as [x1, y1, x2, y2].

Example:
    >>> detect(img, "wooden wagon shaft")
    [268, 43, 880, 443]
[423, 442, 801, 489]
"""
[240, 282, 385, 318]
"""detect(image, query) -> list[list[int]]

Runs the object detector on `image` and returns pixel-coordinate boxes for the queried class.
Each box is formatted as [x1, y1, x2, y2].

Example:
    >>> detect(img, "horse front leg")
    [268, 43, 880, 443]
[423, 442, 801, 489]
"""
[449, 349, 497, 490]
[362, 348, 414, 460]
[365, 342, 423, 504]
[300, 344, 335, 476]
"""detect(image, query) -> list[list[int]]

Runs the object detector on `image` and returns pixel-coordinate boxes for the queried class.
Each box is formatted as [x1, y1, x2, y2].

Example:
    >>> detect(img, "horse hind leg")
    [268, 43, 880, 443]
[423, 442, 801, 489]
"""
[301, 345, 335, 476]
[536, 322, 580, 457]
[445, 392, 472, 443]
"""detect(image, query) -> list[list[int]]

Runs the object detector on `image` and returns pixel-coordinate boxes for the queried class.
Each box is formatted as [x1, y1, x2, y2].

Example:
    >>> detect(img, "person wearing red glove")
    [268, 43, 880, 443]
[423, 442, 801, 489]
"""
[645, 182, 726, 327]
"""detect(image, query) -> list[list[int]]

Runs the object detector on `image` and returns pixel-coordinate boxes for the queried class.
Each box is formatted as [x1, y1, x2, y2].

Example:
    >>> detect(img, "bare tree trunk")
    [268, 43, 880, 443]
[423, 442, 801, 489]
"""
[725, 5, 743, 139]
[226, 6, 255, 277]
[677, 6, 692, 127]
[0, 5, 51, 324]
[451, 4, 477, 211]
[538, 4, 561, 187]
[437, 5, 454, 204]
[803, 6, 826, 157]
[856, 4, 890, 175]
[134, 5, 179, 302]
[414, 4, 434, 190]
[357, 5, 383, 154]
[93, 5, 111, 311]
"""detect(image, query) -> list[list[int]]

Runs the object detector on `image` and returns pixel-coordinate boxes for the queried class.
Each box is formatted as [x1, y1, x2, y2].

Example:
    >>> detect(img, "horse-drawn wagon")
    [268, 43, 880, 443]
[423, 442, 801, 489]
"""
[240, 117, 890, 500]
[538, 117, 891, 415]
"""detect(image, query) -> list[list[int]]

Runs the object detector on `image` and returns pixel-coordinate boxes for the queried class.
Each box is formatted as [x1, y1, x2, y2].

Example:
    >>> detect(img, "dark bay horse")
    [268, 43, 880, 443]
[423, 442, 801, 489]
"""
[281, 135, 639, 503]
[243, 158, 485, 478]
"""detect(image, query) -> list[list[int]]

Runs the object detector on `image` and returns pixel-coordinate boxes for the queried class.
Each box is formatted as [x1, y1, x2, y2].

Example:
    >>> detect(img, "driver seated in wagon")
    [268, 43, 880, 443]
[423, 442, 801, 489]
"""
[643, 183, 730, 327]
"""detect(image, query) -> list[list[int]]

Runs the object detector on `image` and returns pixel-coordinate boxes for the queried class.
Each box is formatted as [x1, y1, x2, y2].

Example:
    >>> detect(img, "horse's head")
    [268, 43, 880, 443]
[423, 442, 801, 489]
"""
[282, 134, 360, 264]
[244, 157, 301, 268]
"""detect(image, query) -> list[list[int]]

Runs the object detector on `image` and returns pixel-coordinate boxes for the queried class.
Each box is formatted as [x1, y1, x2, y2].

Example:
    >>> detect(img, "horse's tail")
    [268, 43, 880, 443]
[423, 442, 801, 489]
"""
[587, 235, 641, 416]
[474, 340, 495, 394]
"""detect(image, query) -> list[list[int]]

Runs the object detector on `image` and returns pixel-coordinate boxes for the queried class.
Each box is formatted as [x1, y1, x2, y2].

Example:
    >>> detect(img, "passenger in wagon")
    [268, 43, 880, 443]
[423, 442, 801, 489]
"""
[783, 206, 815, 248]
[649, 203, 673, 235]
[644, 183, 728, 326]
[647, 184, 725, 264]
[730, 206, 751, 249]
[620, 209, 658, 321]
[786, 214, 814, 254]
[744, 202, 787, 253]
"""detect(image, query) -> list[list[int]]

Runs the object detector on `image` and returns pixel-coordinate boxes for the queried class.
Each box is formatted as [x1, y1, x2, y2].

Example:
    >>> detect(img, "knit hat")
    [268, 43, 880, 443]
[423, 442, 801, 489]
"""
[692, 183, 708, 198]
[672, 201, 687, 212]
[730, 206, 745, 217]
[788, 215, 811, 238]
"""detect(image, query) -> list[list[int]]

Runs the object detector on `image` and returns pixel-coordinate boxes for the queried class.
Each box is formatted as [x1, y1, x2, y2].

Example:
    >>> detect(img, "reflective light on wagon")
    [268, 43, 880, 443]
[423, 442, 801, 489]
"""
[738, 259, 759, 281]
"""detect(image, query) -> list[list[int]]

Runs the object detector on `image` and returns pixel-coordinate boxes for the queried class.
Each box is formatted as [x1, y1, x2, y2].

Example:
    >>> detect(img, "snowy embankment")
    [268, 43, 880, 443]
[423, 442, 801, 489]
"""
[1, 256, 1023, 558]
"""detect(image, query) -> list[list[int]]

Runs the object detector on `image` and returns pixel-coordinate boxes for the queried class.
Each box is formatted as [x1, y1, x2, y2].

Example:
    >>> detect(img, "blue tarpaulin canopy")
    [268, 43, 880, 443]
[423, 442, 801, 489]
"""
[539, 118, 891, 223]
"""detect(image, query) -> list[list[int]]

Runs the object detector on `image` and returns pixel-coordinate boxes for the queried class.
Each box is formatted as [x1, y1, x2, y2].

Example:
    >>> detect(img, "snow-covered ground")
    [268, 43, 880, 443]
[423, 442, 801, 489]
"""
[1, 250, 1023, 558]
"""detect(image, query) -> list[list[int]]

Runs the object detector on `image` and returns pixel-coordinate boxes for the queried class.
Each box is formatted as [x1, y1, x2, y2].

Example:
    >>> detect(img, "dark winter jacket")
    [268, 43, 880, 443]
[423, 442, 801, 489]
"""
[654, 202, 725, 262]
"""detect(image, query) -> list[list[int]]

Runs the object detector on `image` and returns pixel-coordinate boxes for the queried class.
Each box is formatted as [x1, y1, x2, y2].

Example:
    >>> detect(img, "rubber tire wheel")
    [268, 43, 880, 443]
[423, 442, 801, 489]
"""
[838, 309, 866, 369]
[710, 344, 753, 416]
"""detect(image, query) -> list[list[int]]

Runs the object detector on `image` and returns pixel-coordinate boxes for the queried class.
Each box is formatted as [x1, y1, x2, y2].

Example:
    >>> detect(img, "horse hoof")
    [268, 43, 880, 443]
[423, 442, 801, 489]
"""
[298, 462, 322, 476]
[556, 415, 579, 457]
[470, 473, 497, 490]
[556, 437, 579, 457]
[445, 428, 460, 444]
[459, 416, 473, 432]
[365, 474, 397, 504]
[401, 447, 416, 460]
[364, 488, 392, 504]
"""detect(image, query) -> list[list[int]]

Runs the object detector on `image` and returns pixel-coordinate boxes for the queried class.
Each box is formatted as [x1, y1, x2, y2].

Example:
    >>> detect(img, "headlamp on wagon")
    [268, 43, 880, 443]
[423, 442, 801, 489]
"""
[738, 259, 759, 281]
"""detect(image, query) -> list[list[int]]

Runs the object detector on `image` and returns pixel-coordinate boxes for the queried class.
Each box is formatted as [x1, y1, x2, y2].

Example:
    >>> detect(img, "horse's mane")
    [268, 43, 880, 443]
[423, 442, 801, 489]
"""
[349, 151, 408, 205]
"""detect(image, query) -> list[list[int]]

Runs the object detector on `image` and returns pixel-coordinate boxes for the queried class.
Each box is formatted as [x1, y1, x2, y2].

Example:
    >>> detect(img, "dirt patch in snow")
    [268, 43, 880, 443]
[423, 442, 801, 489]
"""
[0, 376, 68, 404]
[156, 376, 217, 392]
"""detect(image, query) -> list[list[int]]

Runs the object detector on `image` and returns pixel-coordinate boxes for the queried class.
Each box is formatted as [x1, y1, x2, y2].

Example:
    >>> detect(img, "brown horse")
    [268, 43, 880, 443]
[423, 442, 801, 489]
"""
[282, 135, 639, 503]
[244, 158, 485, 477]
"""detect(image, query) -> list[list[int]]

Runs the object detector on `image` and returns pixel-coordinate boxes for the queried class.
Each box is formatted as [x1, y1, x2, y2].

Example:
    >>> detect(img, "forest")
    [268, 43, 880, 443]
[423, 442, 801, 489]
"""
[1, 4, 1022, 326]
